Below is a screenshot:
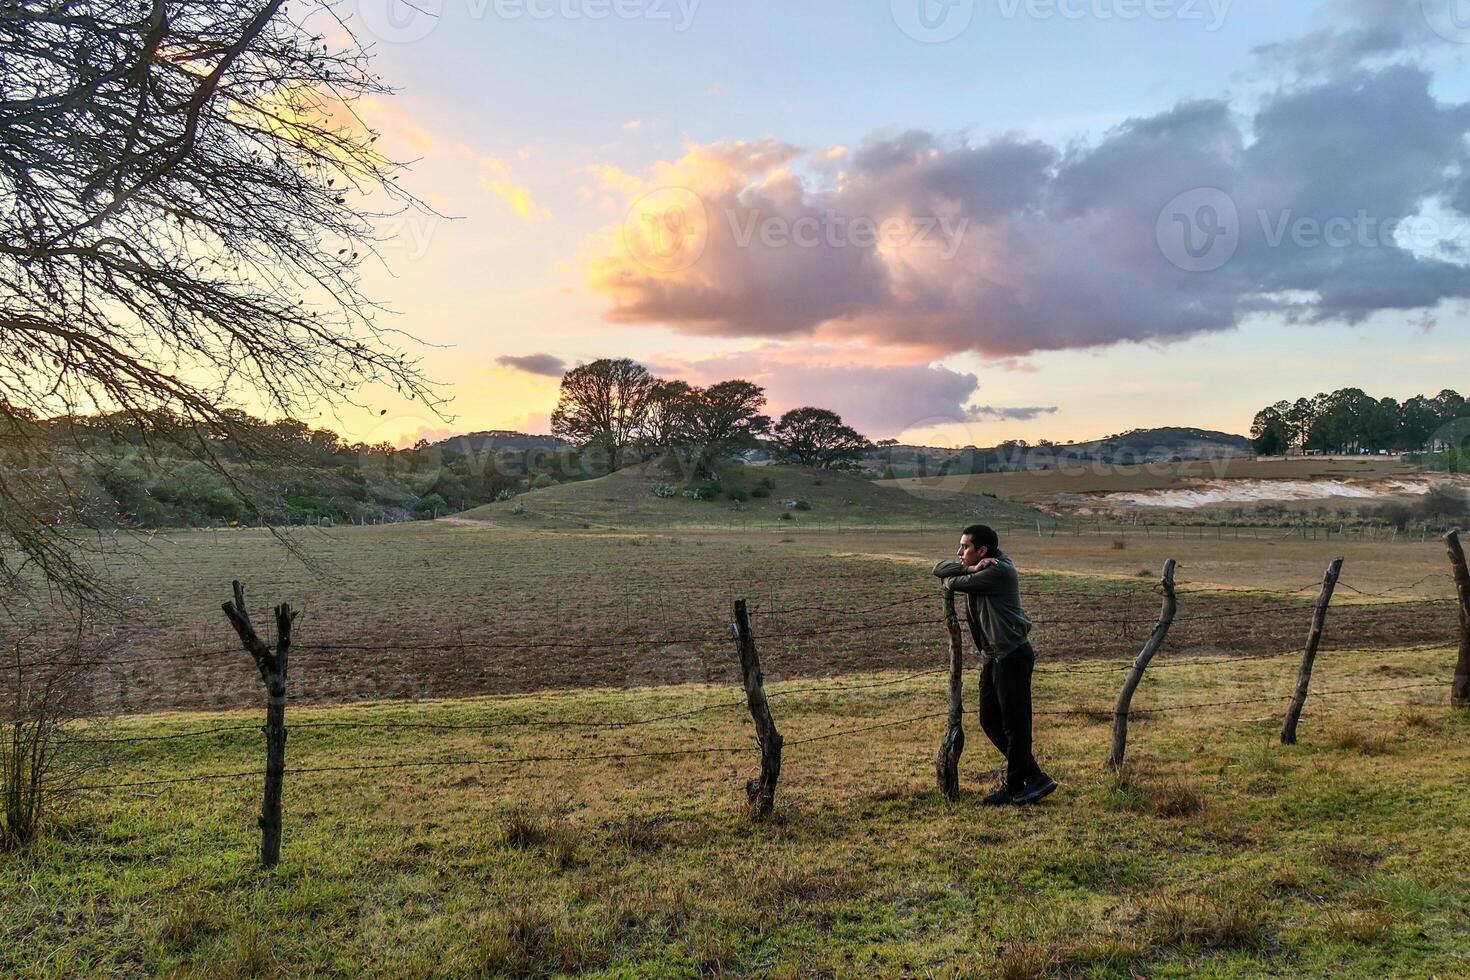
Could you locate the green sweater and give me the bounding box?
[932,551,1034,659]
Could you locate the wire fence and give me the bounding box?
[19,559,1460,809]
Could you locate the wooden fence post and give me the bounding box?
[1447,531,1470,708]
[1281,557,1345,744]
[1108,559,1177,769]
[935,590,965,801]
[733,599,782,818]
[221,580,296,867]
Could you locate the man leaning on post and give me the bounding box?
[933,524,1057,806]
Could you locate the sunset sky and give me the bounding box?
[319,0,1470,449]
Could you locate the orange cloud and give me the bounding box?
[479,156,552,223]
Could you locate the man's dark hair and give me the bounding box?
[961,524,999,553]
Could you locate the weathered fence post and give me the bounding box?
[1447,531,1470,708]
[1281,557,1345,744]
[1108,559,1177,769]
[221,580,296,867]
[733,599,782,818]
[935,590,966,801]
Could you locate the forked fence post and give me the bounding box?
[1108,559,1177,770]
[221,580,297,867]
[733,599,782,818]
[935,590,965,801]
[1281,557,1345,744]
[1446,531,1470,708]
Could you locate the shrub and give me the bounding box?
[693,481,720,501]
[1326,726,1393,755]
[750,487,770,499]
[414,492,448,518]
[531,473,557,489]
[511,502,525,515]
[726,488,749,502]
[792,499,812,511]
[779,512,793,521]
[495,487,517,502]
[757,476,776,489]
[651,483,677,498]
[1139,891,1265,950]
[1424,483,1469,518]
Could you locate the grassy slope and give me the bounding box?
[460,461,1045,530]
[5,642,1467,977]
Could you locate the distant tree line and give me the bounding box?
[7,410,581,528]
[549,359,869,477]
[1250,389,1468,456]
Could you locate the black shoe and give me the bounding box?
[981,785,1016,806]
[1013,772,1058,805]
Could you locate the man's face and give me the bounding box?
[957,534,987,566]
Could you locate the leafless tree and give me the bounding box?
[0,1,442,603]
[1,636,108,849]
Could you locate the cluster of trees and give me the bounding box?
[20,410,562,527]
[1250,389,1468,456]
[549,359,869,476]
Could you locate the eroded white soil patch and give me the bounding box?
[1098,477,1460,509]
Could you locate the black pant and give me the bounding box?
[978,642,1040,791]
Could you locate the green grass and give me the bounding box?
[5,643,1468,977]
[461,460,1045,530]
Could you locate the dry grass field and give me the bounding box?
[4,513,1468,977]
[18,521,1460,714]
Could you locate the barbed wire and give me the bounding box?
[62,667,1451,793]
[1336,572,1455,597]
[8,590,1453,677]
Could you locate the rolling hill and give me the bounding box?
[864,426,1252,478]
[459,458,1045,530]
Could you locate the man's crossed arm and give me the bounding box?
[933,557,1004,594]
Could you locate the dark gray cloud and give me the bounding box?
[965,405,1059,422]
[591,17,1470,358]
[495,353,566,377]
